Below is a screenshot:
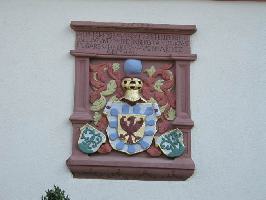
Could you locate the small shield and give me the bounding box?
[155,128,185,158]
[78,124,106,154]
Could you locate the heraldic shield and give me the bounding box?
[104,101,161,155]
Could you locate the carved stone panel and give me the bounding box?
[76,32,190,56]
[67,21,197,180]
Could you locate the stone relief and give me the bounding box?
[78,59,185,158]
[76,32,190,56]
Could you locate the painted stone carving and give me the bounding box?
[68,21,197,180]
[78,59,185,158]
[103,59,161,155]
[89,61,177,136]
[156,129,185,158]
[104,102,160,155]
[78,124,106,154]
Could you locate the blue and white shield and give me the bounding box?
[104,101,161,155]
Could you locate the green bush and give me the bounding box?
[42,185,70,200]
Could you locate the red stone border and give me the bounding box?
[67,21,197,180]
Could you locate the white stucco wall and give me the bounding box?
[0,0,266,199]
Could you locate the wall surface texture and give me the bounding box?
[0,0,266,199]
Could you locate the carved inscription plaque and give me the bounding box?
[76,32,190,56]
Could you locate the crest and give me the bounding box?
[104,101,160,155]
[78,124,106,154]
[77,59,185,158]
[155,128,185,158]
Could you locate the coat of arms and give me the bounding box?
[104,101,160,154]
[78,59,184,157]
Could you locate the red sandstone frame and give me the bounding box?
[66,21,197,180]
